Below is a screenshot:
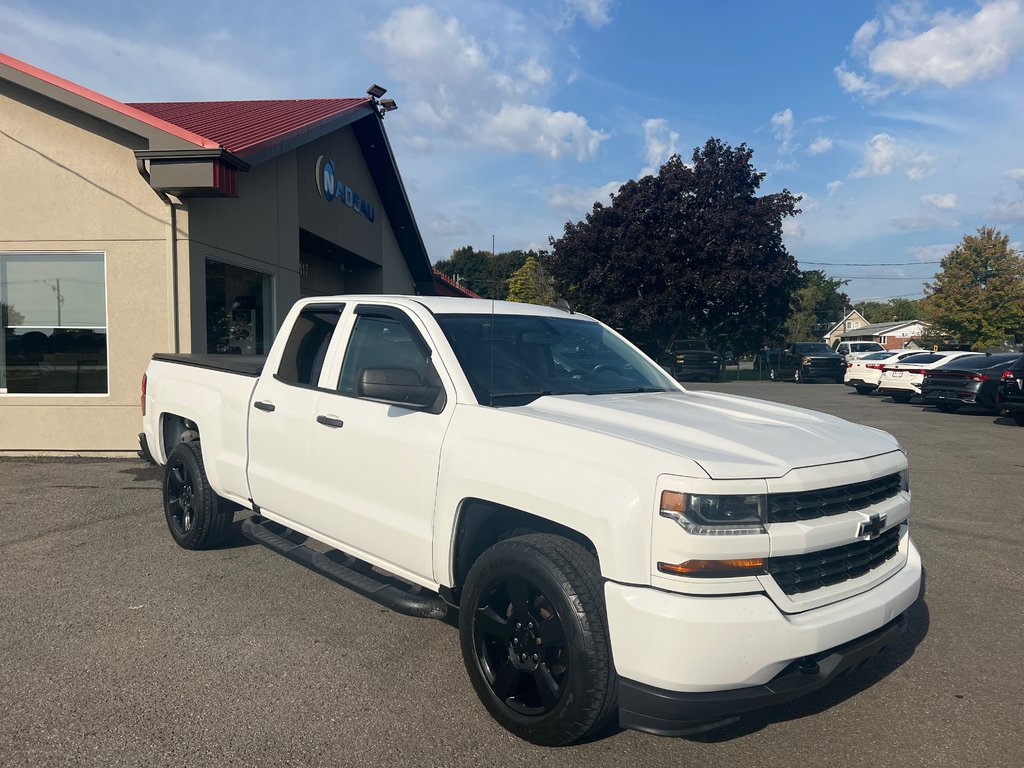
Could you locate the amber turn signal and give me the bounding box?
[660,490,685,513]
[658,558,766,578]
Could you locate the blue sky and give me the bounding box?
[3,0,1024,302]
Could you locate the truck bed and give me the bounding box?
[151,353,266,377]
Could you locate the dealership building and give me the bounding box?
[0,53,451,453]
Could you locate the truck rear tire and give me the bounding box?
[458,534,617,746]
[162,441,232,550]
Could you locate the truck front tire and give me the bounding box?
[458,534,617,746]
[162,441,232,550]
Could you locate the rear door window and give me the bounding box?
[276,304,343,387]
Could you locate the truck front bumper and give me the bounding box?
[605,540,922,735]
[618,614,906,735]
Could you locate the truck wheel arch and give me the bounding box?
[160,412,201,460]
[449,499,600,602]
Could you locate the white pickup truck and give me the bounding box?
[141,295,922,745]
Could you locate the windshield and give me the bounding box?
[935,353,1021,371]
[436,313,676,405]
[672,339,710,351]
[793,343,834,354]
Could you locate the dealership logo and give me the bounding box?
[315,155,375,223]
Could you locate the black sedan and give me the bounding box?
[920,353,1024,413]
[997,355,1024,426]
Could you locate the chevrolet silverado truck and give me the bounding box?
[667,339,721,381]
[141,296,922,746]
[771,342,846,383]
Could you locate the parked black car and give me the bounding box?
[920,353,1023,413]
[771,342,845,383]
[997,355,1024,426]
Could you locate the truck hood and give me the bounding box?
[518,390,899,479]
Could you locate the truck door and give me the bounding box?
[305,304,454,584]
[247,303,346,522]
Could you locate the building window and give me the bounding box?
[205,259,274,355]
[0,252,107,394]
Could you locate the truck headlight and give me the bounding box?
[660,491,767,535]
[899,467,910,492]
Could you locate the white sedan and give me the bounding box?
[876,350,984,403]
[844,350,923,394]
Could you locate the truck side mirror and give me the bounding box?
[357,366,443,410]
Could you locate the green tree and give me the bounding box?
[922,227,1024,349]
[545,139,801,354]
[433,247,532,299]
[786,271,849,341]
[854,298,923,323]
[1,302,25,327]
[506,255,557,305]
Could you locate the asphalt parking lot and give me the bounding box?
[1,382,1021,767]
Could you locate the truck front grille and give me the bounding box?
[768,473,901,523]
[766,525,902,595]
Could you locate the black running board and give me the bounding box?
[241,516,448,620]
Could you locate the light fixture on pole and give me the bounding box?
[366,84,387,99]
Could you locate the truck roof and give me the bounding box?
[297,295,585,319]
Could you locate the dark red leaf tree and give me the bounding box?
[545,139,801,355]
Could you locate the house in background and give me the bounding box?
[820,310,869,347]
[838,320,929,350]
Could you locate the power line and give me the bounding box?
[833,275,933,280]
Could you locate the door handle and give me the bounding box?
[316,415,344,428]
[253,401,276,412]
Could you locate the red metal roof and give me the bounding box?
[432,269,481,299]
[129,99,372,158]
[0,52,218,149]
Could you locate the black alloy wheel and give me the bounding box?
[459,534,616,746]
[471,575,569,717]
[162,441,232,550]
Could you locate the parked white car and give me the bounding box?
[844,350,924,395]
[876,351,983,403]
[834,341,886,362]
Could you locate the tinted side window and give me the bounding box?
[338,314,431,396]
[276,306,343,386]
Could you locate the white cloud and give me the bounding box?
[852,19,881,56]
[770,108,795,154]
[808,137,833,155]
[839,0,1024,96]
[560,0,613,28]
[852,133,934,180]
[545,181,622,216]
[374,6,607,161]
[429,215,465,236]
[827,180,843,197]
[480,105,609,161]
[909,244,954,262]
[1007,168,1024,186]
[783,219,806,241]
[794,192,819,211]
[987,199,1024,222]
[888,214,958,231]
[835,61,889,99]
[920,193,958,210]
[0,5,283,100]
[640,118,679,176]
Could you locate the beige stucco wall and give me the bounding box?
[0,82,179,451]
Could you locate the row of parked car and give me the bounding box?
[842,348,1024,425]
